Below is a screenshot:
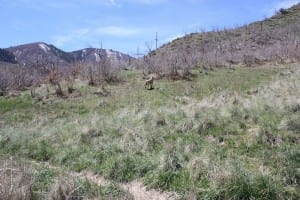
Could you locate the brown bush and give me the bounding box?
[49,179,83,200]
[0,159,34,200]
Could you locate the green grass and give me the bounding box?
[0,63,299,199]
[0,156,133,200]
[0,96,32,113]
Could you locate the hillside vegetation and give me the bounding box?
[1,63,299,199]
[0,49,16,63]
[137,4,300,78]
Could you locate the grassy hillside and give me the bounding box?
[139,3,300,77]
[0,63,299,199]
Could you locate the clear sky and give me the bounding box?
[1,0,299,55]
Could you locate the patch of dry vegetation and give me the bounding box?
[137,3,300,77]
[0,158,34,200]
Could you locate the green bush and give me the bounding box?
[0,96,32,113]
[27,140,55,161]
[103,156,137,182]
[208,168,284,200]
[144,170,190,192]
[287,115,300,133]
[33,166,56,192]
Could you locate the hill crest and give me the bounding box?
[3,42,133,68]
[146,3,300,71]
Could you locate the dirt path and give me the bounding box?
[30,161,179,200]
[81,171,179,200]
[121,180,179,200]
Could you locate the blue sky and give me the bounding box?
[1,0,299,55]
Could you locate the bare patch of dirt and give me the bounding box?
[80,171,109,186]
[122,180,179,200]
[79,172,179,200]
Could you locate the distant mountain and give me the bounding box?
[5,42,133,68]
[0,48,17,63]
[71,48,132,65]
[6,42,73,67]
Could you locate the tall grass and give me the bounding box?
[0,157,133,200]
[0,64,299,199]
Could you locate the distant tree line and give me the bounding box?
[0,50,124,96]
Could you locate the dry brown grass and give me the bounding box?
[0,158,34,200]
[49,179,83,200]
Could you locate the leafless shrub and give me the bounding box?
[243,54,264,67]
[138,54,161,76]
[93,84,110,96]
[65,75,76,94]
[165,52,180,78]
[0,158,34,200]
[279,8,289,15]
[137,44,195,79]
[0,68,13,94]
[67,80,75,94]
[137,6,300,74]
[83,52,120,87]
[0,63,38,95]
[87,66,95,86]
[44,65,65,97]
[66,63,83,94]
[49,178,83,200]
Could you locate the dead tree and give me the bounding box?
[47,64,64,97]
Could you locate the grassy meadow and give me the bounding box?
[0,63,299,199]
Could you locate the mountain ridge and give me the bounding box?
[2,42,133,68]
